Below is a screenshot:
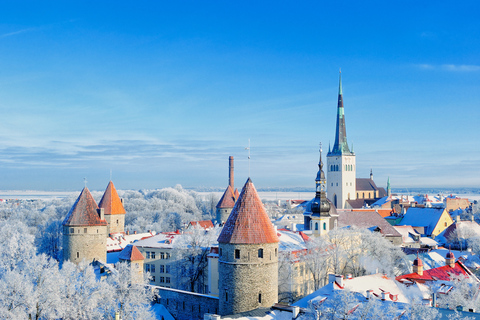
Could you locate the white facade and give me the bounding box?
[327,154,356,209]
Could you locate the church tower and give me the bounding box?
[327,71,356,209]
[62,187,108,264]
[217,178,279,316]
[304,144,338,236]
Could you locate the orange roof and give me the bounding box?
[351,208,393,218]
[216,185,236,208]
[234,188,240,199]
[189,220,214,229]
[118,245,145,261]
[62,187,107,226]
[218,178,279,244]
[98,181,126,215]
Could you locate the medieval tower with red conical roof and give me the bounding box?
[98,180,126,235]
[62,187,108,264]
[217,178,279,315]
[216,156,238,224]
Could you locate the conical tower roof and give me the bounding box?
[218,178,279,244]
[329,70,353,156]
[62,187,107,226]
[118,245,145,261]
[98,181,126,215]
[216,185,236,209]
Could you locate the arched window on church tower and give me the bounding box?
[315,222,318,230]
[323,222,326,230]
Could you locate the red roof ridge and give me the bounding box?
[118,245,145,261]
[218,178,279,244]
[98,181,126,215]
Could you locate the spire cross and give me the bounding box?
[83,177,88,188]
[245,139,251,177]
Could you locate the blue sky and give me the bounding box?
[0,1,479,191]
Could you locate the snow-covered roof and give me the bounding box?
[398,207,447,235]
[132,232,180,249]
[277,230,308,253]
[106,231,156,252]
[294,273,412,308]
[393,226,420,244]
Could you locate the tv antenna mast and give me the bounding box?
[245,139,251,177]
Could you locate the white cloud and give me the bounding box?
[417,63,480,72]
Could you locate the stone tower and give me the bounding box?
[304,144,338,236]
[98,180,126,235]
[216,156,238,224]
[327,71,356,209]
[217,178,279,316]
[62,187,108,264]
[118,244,145,283]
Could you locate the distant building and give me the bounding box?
[396,207,453,238]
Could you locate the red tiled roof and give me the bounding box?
[218,178,279,244]
[234,188,240,199]
[118,245,144,261]
[98,181,126,215]
[189,220,214,229]
[396,261,469,283]
[62,187,107,226]
[216,185,236,209]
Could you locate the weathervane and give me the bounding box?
[83,177,88,188]
[245,139,251,177]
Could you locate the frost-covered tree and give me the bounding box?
[105,262,154,320]
[436,274,480,311]
[172,225,220,293]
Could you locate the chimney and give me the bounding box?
[126,230,130,235]
[328,273,336,284]
[346,274,353,279]
[366,290,374,300]
[335,275,344,288]
[381,291,389,301]
[98,208,105,220]
[229,156,234,190]
[413,254,423,276]
[134,231,137,235]
[432,293,437,307]
[446,249,455,268]
[291,306,300,319]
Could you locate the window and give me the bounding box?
[160,265,165,273]
[84,228,87,233]
[151,264,155,273]
[166,252,170,259]
[323,222,326,230]
[160,252,165,259]
[235,249,240,259]
[259,293,262,303]
[116,219,119,225]
[152,276,155,282]
[160,277,165,283]
[258,248,263,258]
[336,183,338,186]
[146,252,151,259]
[220,248,222,256]
[145,264,150,272]
[166,265,170,273]
[77,252,79,258]
[315,222,318,230]
[275,248,278,257]
[70,228,74,233]
[225,291,228,301]
[166,277,171,284]
[151,252,156,259]
[445,222,448,227]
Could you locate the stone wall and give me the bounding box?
[63,225,107,264]
[105,213,125,235]
[153,286,219,320]
[219,242,278,315]
[216,207,232,225]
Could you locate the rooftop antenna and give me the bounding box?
[245,138,251,177]
[83,177,88,188]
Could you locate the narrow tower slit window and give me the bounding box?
[258,248,263,258]
[235,249,240,259]
[259,293,262,303]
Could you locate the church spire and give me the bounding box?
[329,70,352,155]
